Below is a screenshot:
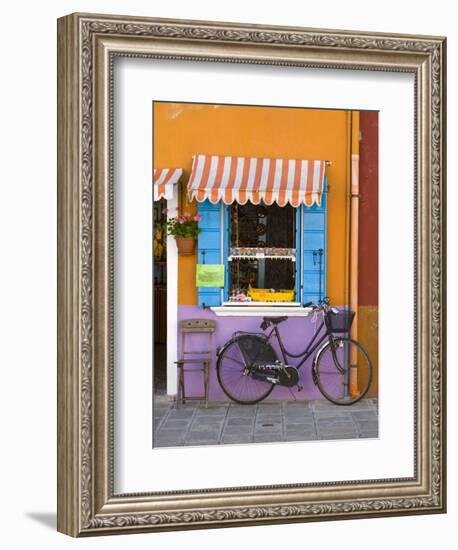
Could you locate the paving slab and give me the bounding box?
[284,409,314,418]
[166,409,195,420]
[317,419,358,431]
[154,440,184,448]
[155,435,187,446]
[256,416,282,424]
[221,435,253,444]
[354,420,379,431]
[226,417,255,427]
[286,435,316,443]
[317,432,358,440]
[351,410,378,420]
[256,403,283,412]
[193,410,225,418]
[284,417,316,426]
[285,423,316,432]
[359,431,379,439]
[285,424,316,433]
[318,432,358,440]
[161,419,192,429]
[316,419,357,429]
[186,439,220,446]
[284,401,312,408]
[312,400,374,411]
[314,411,353,419]
[191,416,225,427]
[223,426,254,435]
[227,407,257,417]
[255,428,282,436]
[254,435,284,443]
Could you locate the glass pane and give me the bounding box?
[229,203,296,300]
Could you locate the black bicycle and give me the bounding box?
[216,300,373,405]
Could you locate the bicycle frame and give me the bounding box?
[264,319,334,370]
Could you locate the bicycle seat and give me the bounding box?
[263,316,288,325]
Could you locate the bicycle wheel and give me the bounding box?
[314,337,373,405]
[216,335,277,404]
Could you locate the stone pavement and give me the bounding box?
[153,397,378,448]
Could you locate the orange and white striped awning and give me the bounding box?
[153,168,183,201]
[187,154,325,207]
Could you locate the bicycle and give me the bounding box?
[216,299,373,406]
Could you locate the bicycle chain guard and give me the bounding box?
[277,365,300,387]
[252,363,300,387]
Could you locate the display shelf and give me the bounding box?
[223,301,301,306]
[228,254,296,261]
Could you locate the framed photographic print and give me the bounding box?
[57,13,446,536]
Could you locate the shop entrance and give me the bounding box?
[153,200,167,394]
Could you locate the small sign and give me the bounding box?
[196,264,225,287]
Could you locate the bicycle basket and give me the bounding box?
[325,309,355,333]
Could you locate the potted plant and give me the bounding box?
[163,209,202,255]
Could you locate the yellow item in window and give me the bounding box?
[248,288,295,302]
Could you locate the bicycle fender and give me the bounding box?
[217,334,278,362]
[216,337,238,358]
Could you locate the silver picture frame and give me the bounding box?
[57,12,446,536]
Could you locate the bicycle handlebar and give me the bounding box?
[302,301,324,310]
[302,300,339,315]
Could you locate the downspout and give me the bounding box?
[344,113,352,308]
[349,111,360,396]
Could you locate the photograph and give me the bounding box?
[153,102,379,447]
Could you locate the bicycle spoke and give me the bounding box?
[222,355,245,368]
[315,338,372,405]
[217,337,276,404]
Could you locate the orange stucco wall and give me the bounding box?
[153,102,353,306]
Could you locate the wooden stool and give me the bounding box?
[175,318,216,408]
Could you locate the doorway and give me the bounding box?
[153,199,167,394]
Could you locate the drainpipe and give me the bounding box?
[344,113,352,309]
[349,111,360,396]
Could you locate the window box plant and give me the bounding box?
[164,209,202,256]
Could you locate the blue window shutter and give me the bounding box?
[223,205,230,301]
[301,177,327,304]
[197,200,223,307]
[295,207,302,302]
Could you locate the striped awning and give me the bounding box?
[187,154,325,207]
[153,168,183,201]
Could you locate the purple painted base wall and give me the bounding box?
[177,306,327,401]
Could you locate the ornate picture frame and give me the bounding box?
[57,13,446,536]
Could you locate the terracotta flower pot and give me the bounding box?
[175,237,196,256]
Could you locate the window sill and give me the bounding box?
[210,303,313,317]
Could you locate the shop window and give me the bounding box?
[228,202,297,298]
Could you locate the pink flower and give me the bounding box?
[194,213,202,222]
[183,212,191,218]
[162,208,168,214]
[178,217,185,224]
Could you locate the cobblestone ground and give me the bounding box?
[153,397,378,447]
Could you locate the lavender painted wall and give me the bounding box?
[177,306,327,401]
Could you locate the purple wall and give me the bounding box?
[177,306,327,401]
